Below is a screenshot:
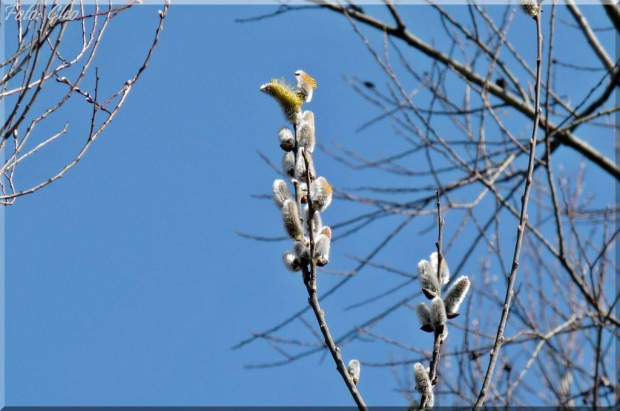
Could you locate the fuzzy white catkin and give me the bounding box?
[413,363,431,394]
[282,251,301,272]
[278,127,295,152]
[347,359,361,384]
[310,176,333,211]
[298,118,315,154]
[314,230,331,266]
[304,206,323,237]
[273,179,293,209]
[416,302,432,328]
[444,275,470,317]
[295,147,315,181]
[282,200,303,241]
[282,151,295,177]
[418,259,440,299]
[430,296,447,329]
[430,252,450,285]
[294,239,310,260]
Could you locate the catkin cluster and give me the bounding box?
[411,252,470,409]
[260,70,332,272]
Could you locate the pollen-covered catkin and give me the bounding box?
[282,199,303,241]
[520,0,540,18]
[273,179,293,209]
[260,78,303,124]
[295,70,317,103]
[310,176,333,211]
[444,275,470,318]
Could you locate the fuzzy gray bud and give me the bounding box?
[278,127,295,151]
[347,359,361,385]
[295,147,316,181]
[416,302,433,333]
[430,252,450,285]
[314,227,332,266]
[444,275,470,319]
[304,206,323,237]
[294,239,310,261]
[282,152,295,177]
[418,259,440,299]
[282,200,303,241]
[430,296,447,330]
[310,176,333,211]
[282,251,301,272]
[298,115,315,154]
[273,179,293,209]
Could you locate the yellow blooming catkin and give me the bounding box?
[260,78,304,124]
[295,70,317,102]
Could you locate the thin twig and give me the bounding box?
[474,12,544,408]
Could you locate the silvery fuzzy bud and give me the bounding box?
[293,180,308,203]
[439,323,449,343]
[295,147,316,181]
[418,259,440,299]
[282,152,295,177]
[282,200,303,241]
[430,296,447,330]
[520,0,540,18]
[298,115,315,154]
[304,206,323,237]
[282,251,301,272]
[347,359,361,385]
[294,239,311,261]
[444,275,470,319]
[273,179,293,209]
[414,363,432,394]
[430,252,450,285]
[315,227,332,266]
[310,176,333,211]
[278,127,295,152]
[416,302,433,333]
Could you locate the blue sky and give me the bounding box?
[2,2,616,407]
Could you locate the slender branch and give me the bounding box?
[301,138,367,410]
[474,12,544,408]
[419,190,445,409]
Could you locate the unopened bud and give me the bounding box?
[418,259,440,299]
[444,276,470,318]
[310,176,333,211]
[273,179,293,209]
[278,127,295,151]
[282,200,303,241]
[347,359,361,385]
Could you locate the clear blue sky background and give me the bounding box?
[2,2,615,407]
